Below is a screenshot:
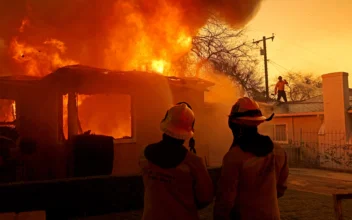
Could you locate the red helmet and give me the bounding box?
[229,97,274,126]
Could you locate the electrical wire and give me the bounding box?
[268,60,291,72]
[268,61,285,74]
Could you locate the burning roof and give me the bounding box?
[43,65,215,94]
[0,65,215,97]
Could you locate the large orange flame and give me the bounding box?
[2,0,263,138]
[10,37,78,76]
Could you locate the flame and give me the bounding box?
[104,1,193,74]
[12,101,16,120]
[151,60,169,74]
[3,0,263,139]
[19,18,30,33]
[10,37,77,76]
[0,99,16,123]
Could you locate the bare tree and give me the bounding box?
[281,72,322,101]
[190,16,264,98]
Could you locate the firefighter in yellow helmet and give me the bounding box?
[139,102,214,220]
[213,97,289,220]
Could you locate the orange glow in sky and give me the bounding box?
[246,0,352,86]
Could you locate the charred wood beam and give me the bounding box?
[67,93,79,139]
[0,121,15,126]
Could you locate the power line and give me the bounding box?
[252,33,275,101]
[247,28,336,62]
[279,37,336,62]
[268,61,284,74]
[268,60,291,72]
[269,46,331,71]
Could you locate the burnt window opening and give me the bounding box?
[0,99,16,127]
[62,93,133,141]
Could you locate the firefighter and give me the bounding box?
[213,97,289,220]
[275,76,288,102]
[139,102,214,220]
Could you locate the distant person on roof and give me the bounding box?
[139,102,214,220]
[213,97,289,220]
[275,76,288,102]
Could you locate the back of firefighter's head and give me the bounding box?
[278,76,282,81]
[228,97,268,135]
[160,103,195,140]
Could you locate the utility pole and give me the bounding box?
[253,33,275,101]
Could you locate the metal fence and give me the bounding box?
[276,129,352,173]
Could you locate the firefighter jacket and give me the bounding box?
[213,134,289,220]
[139,135,214,220]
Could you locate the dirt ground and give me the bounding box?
[79,189,352,220]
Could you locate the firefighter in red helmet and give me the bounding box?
[214,97,289,220]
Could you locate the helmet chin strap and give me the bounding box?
[189,137,196,154]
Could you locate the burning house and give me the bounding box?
[0,65,223,180]
[0,0,264,183]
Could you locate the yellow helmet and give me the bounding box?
[160,103,195,140]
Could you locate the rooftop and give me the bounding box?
[259,93,352,115]
[0,65,215,96]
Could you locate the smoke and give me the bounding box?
[203,73,241,165]
[0,0,263,75]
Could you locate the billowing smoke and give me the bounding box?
[0,0,263,76]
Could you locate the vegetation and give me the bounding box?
[279,72,322,102]
[173,16,266,99]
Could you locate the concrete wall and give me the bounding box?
[320,72,352,170]
[322,72,351,135]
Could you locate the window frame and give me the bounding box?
[273,123,288,144]
[113,94,136,144]
[62,93,137,144]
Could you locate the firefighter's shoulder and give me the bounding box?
[184,151,206,166]
[223,146,245,164]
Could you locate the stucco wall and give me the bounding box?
[259,115,322,143]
